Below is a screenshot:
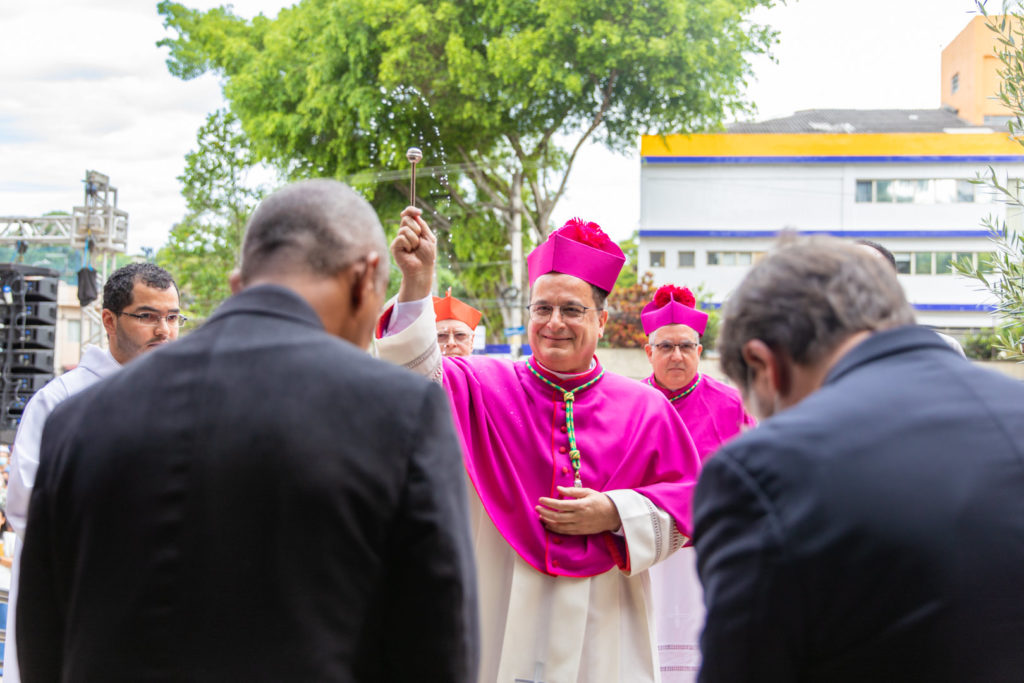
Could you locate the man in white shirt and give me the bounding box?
[3,263,181,683]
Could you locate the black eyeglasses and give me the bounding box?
[118,311,188,328]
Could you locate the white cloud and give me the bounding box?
[0,0,992,255]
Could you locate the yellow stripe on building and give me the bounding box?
[641,133,1024,158]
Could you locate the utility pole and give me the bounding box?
[509,172,524,357]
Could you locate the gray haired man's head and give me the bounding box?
[234,179,390,347]
[239,179,388,289]
[718,236,915,395]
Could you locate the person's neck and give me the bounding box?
[535,357,596,380]
[245,276,356,340]
[783,331,871,409]
[652,372,699,393]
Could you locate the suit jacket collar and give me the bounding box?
[825,325,954,386]
[208,284,325,331]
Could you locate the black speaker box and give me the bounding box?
[1,325,56,350]
[0,302,58,326]
[9,350,54,373]
[7,374,53,394]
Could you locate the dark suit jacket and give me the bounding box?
[18,285,479,683]
[694,326,1024,682]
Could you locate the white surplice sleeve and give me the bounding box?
[375,296,443,383]
[8,385,67,538]
[605,489,688,576]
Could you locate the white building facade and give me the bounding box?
[638,110,1024,332]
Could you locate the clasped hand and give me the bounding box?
[536,486,621,536]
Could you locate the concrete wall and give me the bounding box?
[941,16,1013,125]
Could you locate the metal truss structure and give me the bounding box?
[0,170,128,351]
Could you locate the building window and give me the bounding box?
[855,179,987,204]
[875,180,894,203]
[855,180,873,202]
[67,319,81,343]
[978,252,997,273]
[649,251,665,268]
[708,251,756,266]
[885,251,993,275]
[956,179,975,202]
[914,252,933,275]
[952,72,960,94]
[894,253,912,274]
[677,251,695,267]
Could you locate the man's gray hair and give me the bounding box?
[239,179,388,287]
[718,236,915,391]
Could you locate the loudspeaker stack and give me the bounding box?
[0,264,59,433]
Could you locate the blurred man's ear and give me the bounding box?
[349,253,382,311]
[229,269,243,295]
[740,339,791,420]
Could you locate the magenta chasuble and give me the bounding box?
[442,355,701,578]
[643,373,754,462]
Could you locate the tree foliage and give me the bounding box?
[157,0,775,335]
[156,109,267,320]
[961,328,1003,360]
[954,2,1024,358]
[604,270,658,347]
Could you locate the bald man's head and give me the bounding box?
[240,179,388,288]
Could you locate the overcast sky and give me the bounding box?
[0,0,987,252]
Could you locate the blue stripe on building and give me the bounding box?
[638,229,995,238]
[704,302,995,312]
[480,344,532,355]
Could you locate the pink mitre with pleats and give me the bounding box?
[527,218,625,292]
[641,285,708,336]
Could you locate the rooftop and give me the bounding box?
[726,108,992,134]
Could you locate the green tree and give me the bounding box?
[157,0,775,333]
[954,3,1024,358]
[615,231,639,290]
[157,109,267,321]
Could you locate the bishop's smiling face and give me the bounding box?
[527,273,608,374]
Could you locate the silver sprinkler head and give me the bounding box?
[407,147,423,206]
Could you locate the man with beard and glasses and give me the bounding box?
[4,263,181,683]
